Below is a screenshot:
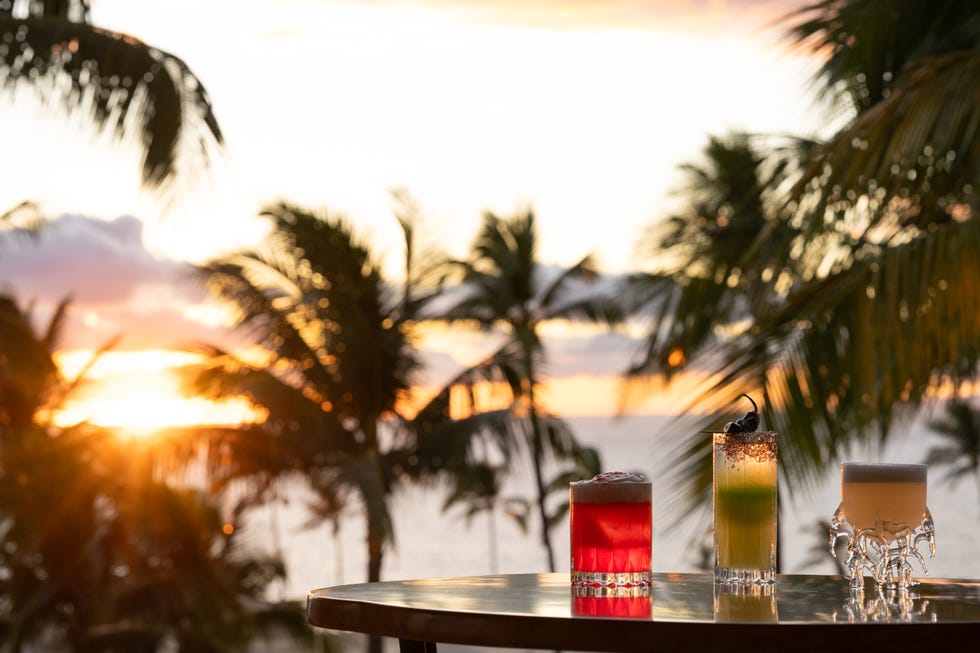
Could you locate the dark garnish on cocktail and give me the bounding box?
[724,394,760,433]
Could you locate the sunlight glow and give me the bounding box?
[52,350,265,438]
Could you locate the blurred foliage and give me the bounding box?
[0,295,311,652]
[0,0,222,191]
[924,400,980,504]
[627,0,980,523]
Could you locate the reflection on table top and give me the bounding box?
[306,572,980,652]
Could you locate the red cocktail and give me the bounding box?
[572,585,652,618]
[570,472,652,588]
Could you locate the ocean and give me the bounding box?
[244,413,980,651]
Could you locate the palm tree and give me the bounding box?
[0,294,310,652]
[626,0,980,520]
[625,133,816,512]
[437,209,618,571]
[0,0,222,190]
[924,400,980,512]
[181,201,526,653]
[183,203,416,587]
[181,202,520,578]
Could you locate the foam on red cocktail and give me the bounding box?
[570,472,652,579]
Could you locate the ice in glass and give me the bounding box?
[569,471,652,588]
[712,431,778,584]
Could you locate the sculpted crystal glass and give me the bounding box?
[829,463,936,591]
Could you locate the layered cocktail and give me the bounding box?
[713,431,778,584]
[570,472,652,588]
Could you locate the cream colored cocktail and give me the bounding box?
[841,463,927,539]
[830,462,936,590]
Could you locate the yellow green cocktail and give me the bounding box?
[713,431,777,584]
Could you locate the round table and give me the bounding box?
[306,572,980,652]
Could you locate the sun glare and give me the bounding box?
[52,350,265,438]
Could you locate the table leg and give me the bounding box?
[398,639,437,653]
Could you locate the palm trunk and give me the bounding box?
[488,500,499,574]
[975,470,980,518]
[363,418,386,653]
[269,496,285,601]
[523,339,556,572]
[366,515,385,653]
[528,402,555,572]
[367,522,384,582]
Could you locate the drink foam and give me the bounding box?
[570,471,651,503]
[841,462,927,483]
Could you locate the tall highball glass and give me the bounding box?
[713,431,778,585]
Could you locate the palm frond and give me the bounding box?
[0,201,42,244]
[793,51,980,235]
[0,15,222,189]
[782,0,980,112]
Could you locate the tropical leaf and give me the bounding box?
[0,6,222,189]
[924,400,980,490]
[630,3,980,528]
[783,0,980,112]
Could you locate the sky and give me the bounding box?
[0,0,828,424]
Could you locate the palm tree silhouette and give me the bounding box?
[627,0,979,518]
[183,201,530,653]
[626,133,813,513]
[185,203,427,585]
[438,210,619,571]
[633,0,980,510]
[0,0,222,190]
[0,295,309,652]
[184,203,524,564]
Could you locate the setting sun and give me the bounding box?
[51,349,265,437]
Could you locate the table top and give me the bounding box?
[306,572,980,652]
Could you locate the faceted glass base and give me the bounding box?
[570,570,652,589]
[714,566,776,585]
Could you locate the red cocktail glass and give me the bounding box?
[570,472,652,588]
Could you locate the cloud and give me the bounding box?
[0,214,235,351]
[0,214,653,384]
[0,215,184,303]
